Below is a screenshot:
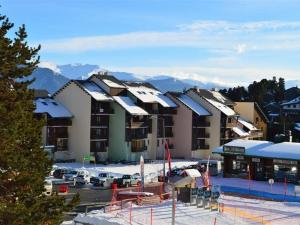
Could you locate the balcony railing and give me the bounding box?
[192,144,210,150]
[126,128,148,141]
[131,146,147,152]
[165,131,174,138]
[193,121,210,127]
[158,108,177,115]
[91,107,114,114]
[196,133,210,138]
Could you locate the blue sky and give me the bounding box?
[3,0,300,85]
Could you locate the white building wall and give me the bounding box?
[186,90,222,159]
[54,82,91,162]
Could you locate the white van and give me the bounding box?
[198,160,222,176]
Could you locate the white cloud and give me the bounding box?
[38,61,61,74]
[107,65,300,87]
[38,20,300,53]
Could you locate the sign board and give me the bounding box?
[223,146,245,154]
[191,188,198,196]
[211,191,220,199]
[197,188,204,197]
[268,179,274,185]
[83,155,91,161]
[236,155,245,160]
[273,159,297,165]
[252,158,260,163]
[203,190,211,198]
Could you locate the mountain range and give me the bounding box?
[31,63,300,95]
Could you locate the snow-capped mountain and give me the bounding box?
[32,62,300,94]
[28,67,69,94]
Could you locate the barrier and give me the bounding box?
[221,186,300,202]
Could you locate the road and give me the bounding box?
[53,181,163,220]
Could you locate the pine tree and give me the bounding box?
[0,13,78,225]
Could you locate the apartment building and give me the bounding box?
[34,94,73,160]
[166,92,212,159]
[52,80,114,162]
[90,74,178,161]
[36,74,264,163]
[234,102,268,140]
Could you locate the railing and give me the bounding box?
[192,144,210,150]
[126,128,148,141]
[193,121,210,127]
[91,107,114,114]
[131,146,147,152]
[196,133,210,138]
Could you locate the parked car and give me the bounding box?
[63,170,78,181]
[74,170,90,185]
[44,179,53,196]
[116,174,141,188]
[53,168,72,179]
[91,172,115,187]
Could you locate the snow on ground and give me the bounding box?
[55,160,197,181]
[62,194,300,225]
[62,199,239,225]
[211,177,296,196]
[220,194,300,225]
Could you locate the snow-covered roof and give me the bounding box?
[213,140,300,161]
[252,142,300,161]
[127,86,177,108]
[79,81,113,101]
[295,123,300,131]
[205,98,236,116]
[183,169,201,178]
[281,96,300,106]
[238,118,258,131]
[156,94,177,108]
[211,91,229,104]
[232,126,249,137]
[34,98,72,118]
[113,96,149,115]
[177,94,211,116]
[102,79,125,88]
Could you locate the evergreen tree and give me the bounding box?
[0,13,78,225]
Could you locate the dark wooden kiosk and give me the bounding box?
[213,140,300,183]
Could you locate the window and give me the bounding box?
[90,140,108,152]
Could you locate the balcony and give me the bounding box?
[165,131,174,138]
[126,128,148,141]
[131,146,147,152]
[91,107,114,115]
[158,108,177,115]
[90,128,109,140]
[192,144,210,150]
[91,115,109,127]
[193,121,210,127]
[250,130,264,138]
[196,133,210,139]
[56,138,68,151]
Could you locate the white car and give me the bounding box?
[97,172,115,188]
[74,170,90,185]
[44,179,53,195]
